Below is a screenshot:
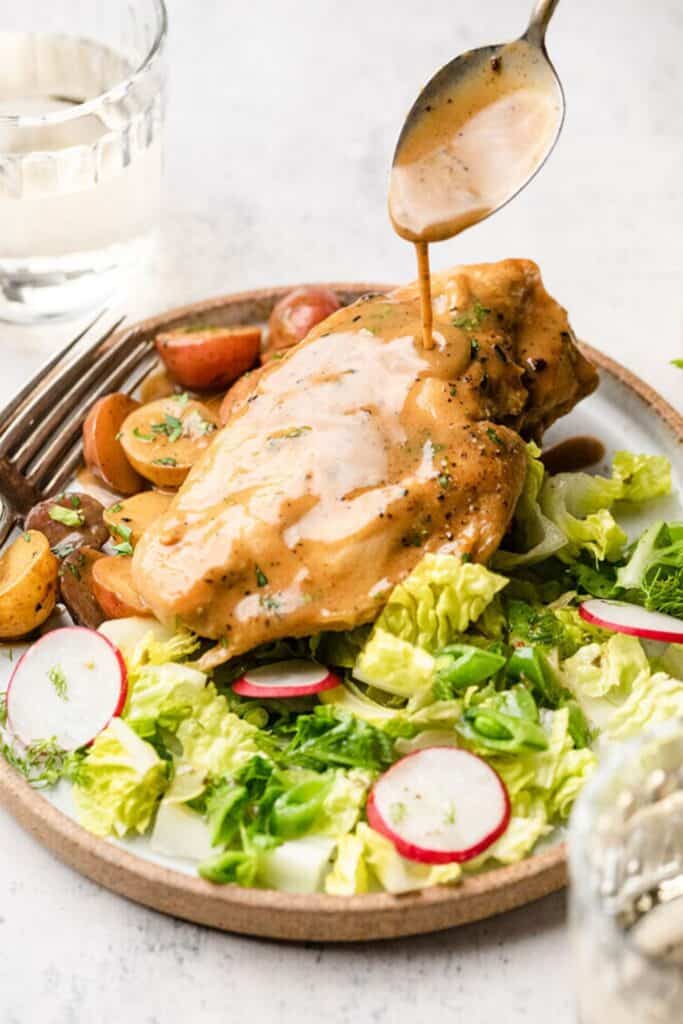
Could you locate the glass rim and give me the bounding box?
[0,0,167,128]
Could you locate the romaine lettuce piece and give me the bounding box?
[324,833,369,895]
[493,443,567,570]
[353,555,507,696]
[124,662,207,738]
[611,451,672,503]
[352,823,462,894]
[465,796,549,868]
[176,685,260,779]
[539,472,626,563]
[150,768,213,861]
[72,717,168,838]
[605,672,683,741]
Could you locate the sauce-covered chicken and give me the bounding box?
[133,259,597,660]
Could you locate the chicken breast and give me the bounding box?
[133,259,597,658]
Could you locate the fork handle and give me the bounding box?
[525,0,561,45]
[0,457,40,546]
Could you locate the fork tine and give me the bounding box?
[11,324,146,472]
[27,347,158,490]
[40,353,159,498]
[0,309,105,428]
[0,314,126,457]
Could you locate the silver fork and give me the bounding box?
[0,312,158,547]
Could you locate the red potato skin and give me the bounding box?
[266,287,341,358]
[82,394,144,496]
[155,327,261,390]
[365,748,512,865]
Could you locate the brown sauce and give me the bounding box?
[415,241,434,348]
[389,39,562,348]
[541,435,606,475]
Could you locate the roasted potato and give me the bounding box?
[265,287,340,359]
[25,492,108,557]
[119,395,219,487]
[83,393,144,496]
[91,555,151,619]
[59,546,106,629]
[104,491,174,547]
[155,326,261,390]
[0,531,59,639]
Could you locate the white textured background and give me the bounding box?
[0,0,681,1021]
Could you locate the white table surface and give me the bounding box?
[0,1,681,1021]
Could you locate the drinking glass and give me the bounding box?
[569,722,683,1024]
[0,1,167,322]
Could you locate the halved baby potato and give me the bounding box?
[83,393,145,496]
[59,546,106,629]
[104,491,174,547]
[155,326,261,390]
[119,395,219,487]
[91,555,151,619]
[0,531,59,639]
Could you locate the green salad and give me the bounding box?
[2,446,682,895]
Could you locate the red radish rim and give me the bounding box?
[579,600,683,645]
[366,747,511,865]
[232,664,339,699]
[6,626,128,748]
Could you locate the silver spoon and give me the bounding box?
[389,0,565,245]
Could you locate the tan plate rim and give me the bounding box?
[0,283,681,943]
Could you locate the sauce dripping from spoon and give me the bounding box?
[389,2,564,348]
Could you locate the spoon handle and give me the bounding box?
[525,0,561,45]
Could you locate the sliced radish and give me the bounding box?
[7,627,127,750]
[232,659,339,698]
[580,599,683,645]
[366,747,511,864]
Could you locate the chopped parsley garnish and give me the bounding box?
[110,503,123,513]
[461,552,472,564]
[47,665,68,701]
[110,522,133,556]
[22,533,31,543]
[449,385,457,397]
[0,735,80,789]
[469,338,479,359]
[437,473,451,490]
[112,541,134,557]
[133,427,154,442]
[255,566,268,587]
[453,300,490,331]
[69,494,81,508]
[48,504,85,528]
[486,427,505,448]
[110,523,132,542]
[64,554,84,580]
[259,594,281,612]
[150,414,184,443]
[152,457,177,466]
[173,392,190,406]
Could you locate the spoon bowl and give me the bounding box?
[389,0,565,244]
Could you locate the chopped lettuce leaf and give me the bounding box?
[606,672,683,741]
[493,443,567,569]
[562,634,650,701]
[320,681,405,725]
[466,796,549,869]
[354,823,461,894]
[611,451,672,503]
[72,718,168,838]
[354,555,507,696]
[176,685,260,779]
[539,472,626,563]
[150,769,213,861]
[259,836,336,893]
[124,662,207,738]
[354,629,435,696]
[325,833,369,895]
[314,769,371,837]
